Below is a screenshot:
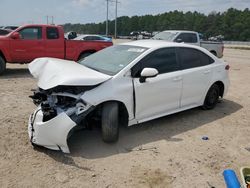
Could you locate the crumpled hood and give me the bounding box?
[29,57,111,90]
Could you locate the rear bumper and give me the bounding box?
[28,106,77,153]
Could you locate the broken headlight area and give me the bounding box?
[29,85,96,106]
[29,87,93,123]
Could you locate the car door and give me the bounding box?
[45,27,64,59]
[177,47,214,108]
[10,27,45,62]
[132,47,182,122]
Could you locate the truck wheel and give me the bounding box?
[202,84,220,110]
[101,102,119,143]
[78,52,93,62]
[0,56,6,75]
[210,51,217,57]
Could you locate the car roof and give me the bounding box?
[78,34,102,37]
[161,30,197,34]
[120,39,198,49]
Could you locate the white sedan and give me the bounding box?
[28,40,230,153]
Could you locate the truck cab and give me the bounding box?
[0,24,113,75]
[152,30,224,58]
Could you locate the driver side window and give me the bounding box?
[19,27,42,40]
[132,47,179,77]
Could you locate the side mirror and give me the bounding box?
[176,38,183,43]
[11,32,21,40]
[139,68,158,83]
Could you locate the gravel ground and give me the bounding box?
[0,48,250,188]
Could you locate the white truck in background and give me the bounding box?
[152,30,224,58]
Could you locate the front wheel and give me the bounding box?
[0,56,6,75]
[202,84,220,110]
[101,102,119,143]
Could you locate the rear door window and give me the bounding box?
[175,33,198,43]
[46,27,59,39]
[199,51,215,66]
[177,47,213,69]
[84,36,92,41]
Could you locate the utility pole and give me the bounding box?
[106,0,109,36]
[46,16,55,25]
[115,0,117,39]
[106,0,120,37]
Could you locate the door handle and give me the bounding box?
[203,70,211,74]
[173,76,182,81]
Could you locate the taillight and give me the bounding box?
[225,65,230,70]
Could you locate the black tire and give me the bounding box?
[210,51,217,57]
[202,84,220,110]
[101,102,119,143]
[77,52,93,62]
[0,56,6,75]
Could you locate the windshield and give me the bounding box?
[79,45,148,75]
[152,31,178,41]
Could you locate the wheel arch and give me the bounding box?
[207,81,224,98]
[213,81,225,97]
[210,50,217,57]
[77,50,96,61]
[91,100,129,127]
[0,50,6,62]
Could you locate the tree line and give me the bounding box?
[63,8,250,41]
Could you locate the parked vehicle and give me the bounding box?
[130,31,152,40]
[64,31,77,40]
[152,30,224,58]
[0,24,113,74]
[74,34,112,42]
[28,40,230,153]
[2,26,19,30]
[0,29,11,36]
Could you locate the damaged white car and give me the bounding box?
[28,40,229,153]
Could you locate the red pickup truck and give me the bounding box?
[0,24,113,74]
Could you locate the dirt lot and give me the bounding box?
[0,48,250,188]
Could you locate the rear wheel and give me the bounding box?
[202,84,220,110]
[101,102,119,143]
[210,51,217,57]
[0,56,6,75]
[77,52,93,62]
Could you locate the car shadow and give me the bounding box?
[41,99,242,164]
[0,68,31,79]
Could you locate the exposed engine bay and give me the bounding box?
[29,85,96,124]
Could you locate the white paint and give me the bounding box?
[29,57,111,90]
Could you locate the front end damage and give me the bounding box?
[28,86,94,153]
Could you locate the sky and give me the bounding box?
[0,0,249,26]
